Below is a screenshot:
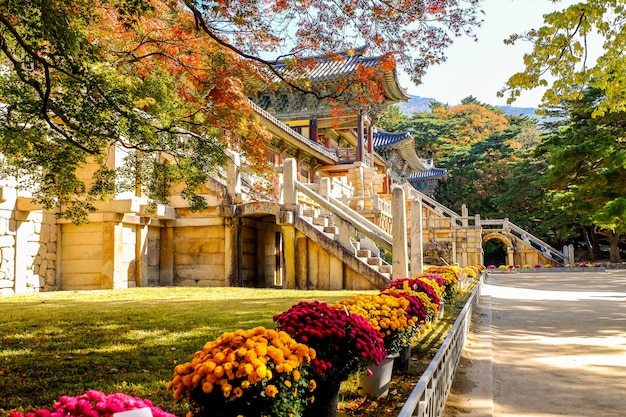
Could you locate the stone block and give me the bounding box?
[46,269,56,285]
[0,217,8,235]
[1,288,15,296]
[46,251,57,261]
[40,224,51,243]
[49,225,58,242]
[61,273,102,289]
[39,259,48,274]
[175,265,225,282]
[62,245,103,260]
[62,260,103,274]
[174,252,224,266]
[0,235,15,248]
[28,242,42,257]
[174,239,225,254]
[0,279,13,288]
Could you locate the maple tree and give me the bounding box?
[0,0,482,221]
[499,0,626,116]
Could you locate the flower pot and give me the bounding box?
[304,379,341,417]
[357,354,397,398]
[394,345,411,373]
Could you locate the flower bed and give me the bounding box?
[7,264,485,417]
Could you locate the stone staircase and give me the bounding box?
[300,206,392,280]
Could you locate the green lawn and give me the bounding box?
[0,287,372,416]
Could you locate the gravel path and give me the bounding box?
[443,271,626,417]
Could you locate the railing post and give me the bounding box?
[283,158,297,207]
[392,186,409,279]
[319,176,330,199]
[461,204,468,227]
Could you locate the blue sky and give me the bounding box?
[403,0,580,108]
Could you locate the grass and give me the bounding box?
[0,287,370,416]
[0,285,473,417]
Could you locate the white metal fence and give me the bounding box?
[397,275,484,417]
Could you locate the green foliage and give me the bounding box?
[538,86,626,260]
[380,99,573,248]
[499,0,626,116]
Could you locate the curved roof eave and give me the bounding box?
[382,69,411,102]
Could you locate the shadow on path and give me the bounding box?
[443,271,626,417]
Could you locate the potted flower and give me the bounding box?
[9,390,175,417]
[424,267,460,300]
[167,327,315,417]
[274,301,386,417]
[384,276,441,320]
[335,293,419,397]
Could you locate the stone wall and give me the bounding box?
[0,179,58,295]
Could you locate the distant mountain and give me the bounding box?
[397,95,543,119]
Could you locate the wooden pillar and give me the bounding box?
[367,126,374,165]
[410,198,423,276]
[356,113,364,162]
[310,117,318,143]
[392,186,409,278]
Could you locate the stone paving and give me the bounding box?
[443,271,626,417]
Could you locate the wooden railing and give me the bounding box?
[397,275,483,417]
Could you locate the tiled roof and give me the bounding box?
[407,168,448,182]
[373,130,412,150]
[274,47,377,82]
[273,47,410,102]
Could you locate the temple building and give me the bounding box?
[0,48,566,296]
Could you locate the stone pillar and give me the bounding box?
[224,217,240,286]
[283,158,297,207]
[507,247,515,266]
[277,211,296,289]
[392,186,409,279]
[102,216,124,289]
[159,225,174,286]
[13,218,27,294]
[295,231,308,289]
[461,204,469,227]
[227,152,242,204]
[410,198,423,276]
[136,222,149,287]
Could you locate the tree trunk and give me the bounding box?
[608,230,621,263]
[582,225,601,259]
